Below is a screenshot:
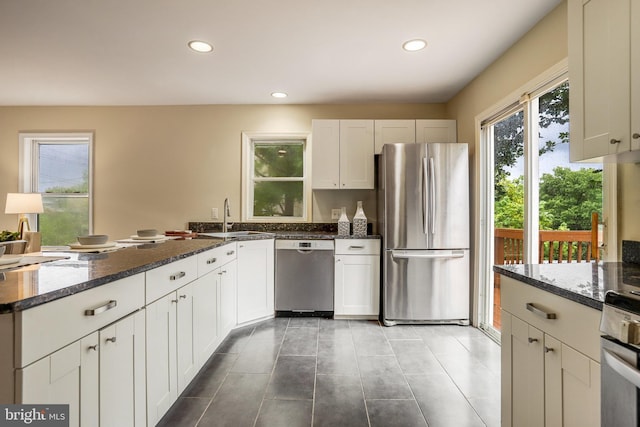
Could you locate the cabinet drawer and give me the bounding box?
[15,273,145,368]
[146,256,198,304]
[197,243,237,277]
[501,276,601,361]
[334,239,380,255]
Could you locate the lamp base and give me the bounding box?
[17,216,31,240]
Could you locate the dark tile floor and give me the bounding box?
[157,317,500,427]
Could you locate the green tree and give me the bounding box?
[253,143,303,216]
[494,82,569,198]
[539,166,602,230]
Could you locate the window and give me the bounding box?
[477,66,616,340]
[19,133,93,246]
[241,132,311,222]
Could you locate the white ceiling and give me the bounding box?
[0,0,562,106]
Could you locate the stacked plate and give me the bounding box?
[0,245,22,266]
[69,234,117,250]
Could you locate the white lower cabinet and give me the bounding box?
[146,282,196,426]
[334,239,380,317]
[218,259,237,338]
[237,239,274,324]
[500,275,601,427]
[17,310,146,427]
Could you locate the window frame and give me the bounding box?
[241,131,312,222]
[19,132,94,244]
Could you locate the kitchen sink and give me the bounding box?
[198,231,274,239]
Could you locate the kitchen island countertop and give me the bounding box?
[494,262,640,311]
[0,238,231,314]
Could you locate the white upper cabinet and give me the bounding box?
[373,119,457,154]
[569,0,640,161]
[374,120,416,153]
[312,119,375,189]
[415,119,457,144]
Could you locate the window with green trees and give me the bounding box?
[242,133,310,221]
[493,81,602,234]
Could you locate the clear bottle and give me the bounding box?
[352,201,367,237]
[337,207,350,236]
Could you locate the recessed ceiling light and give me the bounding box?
[188,40,213,53]
[402,39,427,52]
[271,92,288,98]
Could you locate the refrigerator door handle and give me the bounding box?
[391,250,465,260]
[429,157,436,235]
[422,157,428,234]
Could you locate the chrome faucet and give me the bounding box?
[223,198,233,233]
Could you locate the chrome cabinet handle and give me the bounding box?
[206,257,217,265]
[88,344,99,351]
[179,294,187,299]
[526,303,556,319]
[610,138,622,145]
[544,346,554,353]
[105,337,117,343]
[349,245,365,250]
[170,271,186,281]
[633,133,640,139]
[528,337,538,343]
[85,300,117,316]
[226,250,235,256]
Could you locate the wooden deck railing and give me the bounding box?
[494,226,599,266]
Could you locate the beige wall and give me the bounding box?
[0,104,445,238]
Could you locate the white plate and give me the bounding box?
[68,242,117,249]
[0,255,22,266]
[130,235,166,240]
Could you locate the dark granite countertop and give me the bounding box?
[0,238,232,314]
[494,262,640,311]
[0,231,380,314]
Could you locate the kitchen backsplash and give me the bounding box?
[188,222,374,234]
[622,240,640,264]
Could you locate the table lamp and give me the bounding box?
[4,193,44,239]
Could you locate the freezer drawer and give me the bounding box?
[383,249,469,325]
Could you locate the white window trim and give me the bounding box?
[241,131,312,222]
[474,58,617,336]
[18,132,94,235]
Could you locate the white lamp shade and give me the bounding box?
[5,193,44,214]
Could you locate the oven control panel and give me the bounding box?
[601,291,640,347]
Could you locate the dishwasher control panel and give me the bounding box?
[275,239,334,250]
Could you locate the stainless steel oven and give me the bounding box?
[600,290,640,426]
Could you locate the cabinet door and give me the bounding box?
[176,283,196,394]
[547,342,600,427]
[339,120,375,189]
[237,240,275,324]
[334,255,380,316]
[146,293,177,426]
[415,119,457,143]
[218,260,238,338]
[312,119,340,189]
[569,0,630,160]
[16,334,99,427]
[507,314,544,427]
[193,273,219,367]
[374,120,416,153]
[100,310,146,427]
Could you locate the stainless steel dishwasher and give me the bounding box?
[275,239,334,317]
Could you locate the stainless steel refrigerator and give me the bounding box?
[378,142,470,326]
